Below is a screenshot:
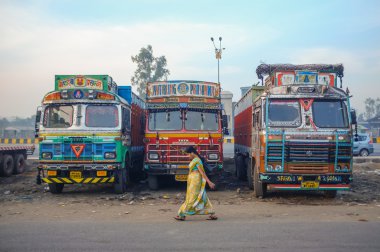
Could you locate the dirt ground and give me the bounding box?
[0,159,379,222]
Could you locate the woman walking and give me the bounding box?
[174,146,218,221]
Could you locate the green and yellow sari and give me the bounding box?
[178,157,215,217]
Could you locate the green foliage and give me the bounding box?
[364,97,380,120]
[131,45,170,98]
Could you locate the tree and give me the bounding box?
[364,98,375,119]
[131,45,170,98]
[364,97,380,120]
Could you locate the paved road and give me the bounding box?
[0,220,379,251]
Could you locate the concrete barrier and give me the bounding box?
[0,138,39,144]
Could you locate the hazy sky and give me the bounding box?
[1,0,379,118]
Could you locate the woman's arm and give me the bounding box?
[197,163,215,189]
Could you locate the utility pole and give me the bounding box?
[210,37,225,84]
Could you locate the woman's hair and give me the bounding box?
[185,146,199,156]
[185,146,207,167]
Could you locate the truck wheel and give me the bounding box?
[236,156,247,181]
[49,183,64,194]
[148,175,159,190]
[114,169,126,194]
[253,163,266,198]
[0,154,14,177]
[246,158,254,190]
[14,154,26,174]
[324,190,337,198]
[359,149,369,157]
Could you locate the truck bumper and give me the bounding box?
[259,173,352,191]
[38,162,121,184]
[144,162,223,175]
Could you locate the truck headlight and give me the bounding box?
[104,152,116,159]
[266,165,273,172]
[41,152,52,159]
[149,152,159,160]
[208,153,219,160]
[275,165,282,172]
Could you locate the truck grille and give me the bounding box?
[267,141,351,173]
[147,144,220,163]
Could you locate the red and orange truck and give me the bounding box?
[143,80,227,189]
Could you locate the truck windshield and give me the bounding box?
[43,105,73,128]
[85,105,119,128]
[312,100,348,128]
[148,111,182,130]
[267,100,301,127]
[185,111,219,131]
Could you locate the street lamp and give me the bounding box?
[210,37,225,84]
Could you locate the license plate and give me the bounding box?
[97,171,107,177]
[301,181,319,189]
[175,174,188,181]
[70,171,82,179]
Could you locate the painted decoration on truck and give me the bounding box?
[276,72,295,86]
[295,71,318,84]
[147,81,220,98]
[318,73,336,87]
[57,76,103,90]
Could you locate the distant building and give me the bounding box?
[221,91,233,136]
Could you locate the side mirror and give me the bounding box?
[35,107,42,138]
[222,114,228,129]
[223,128,229,135]
[350,109,357,125]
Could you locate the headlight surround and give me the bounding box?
[41,152,52,160]
[275,165,283,172]
[104,152,116,159]
[148,152,159,160]
[208,153,219,160]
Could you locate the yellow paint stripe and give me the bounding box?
[51,178,63,183]
[84,178,92,183]
[62,178,73,183]
[109,177,115,183]
[71,178,84,183]
[42,178,52,183]
[92,178,101,183]
[11,139,16,144]
[145,133,222,138]
[4,139,9,144]
[101,178,109,183]
[27,139,32,144]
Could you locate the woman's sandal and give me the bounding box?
[206,215,218,220]
[174,216,186,221]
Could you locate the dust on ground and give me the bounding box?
[0,159,379,208]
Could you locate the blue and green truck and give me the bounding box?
[36,75,145,194]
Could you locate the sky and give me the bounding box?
[0,0,379,118]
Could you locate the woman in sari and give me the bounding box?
[174,146,218,221]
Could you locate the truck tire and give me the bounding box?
[246,158,254,190]
[324,190,337,198]
[49,183,64,194]
[236,155,247,181]
[13,154,26,174]
[148,175,159,190]
[253,163,266,198]
[0,154,14,177]
[114,169,127,194]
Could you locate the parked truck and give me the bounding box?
[143,80,227,190]
[234,64,355,198]
[36,75,145,194]
[0,145,34,176]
